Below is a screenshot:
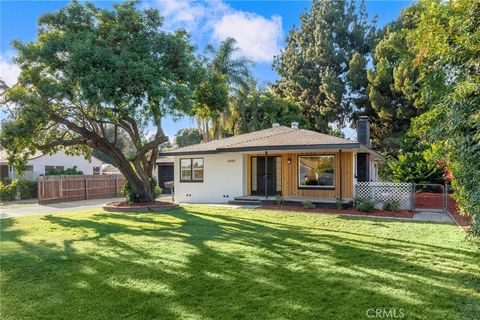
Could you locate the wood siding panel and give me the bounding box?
[246,151,353,199]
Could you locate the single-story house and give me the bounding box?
[0,150,104,181]
[161,117,383,204]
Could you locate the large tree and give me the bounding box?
[227,82,308,135]
[365,2,439,154]
[272,0,376,132]
[0,1,201,202]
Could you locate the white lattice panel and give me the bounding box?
[355,182,413,210]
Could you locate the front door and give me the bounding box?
[252,156,280,196]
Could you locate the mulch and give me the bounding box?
[446,196,472,231]
[108,200,172,208]
[259,205,415,219]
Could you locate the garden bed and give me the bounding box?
[259,205,414,218]
[446,196,472,230]
[103,201,179,212]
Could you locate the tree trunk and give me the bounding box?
[115,159,155,202]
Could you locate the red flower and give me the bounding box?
[445,171,453,181]
[437,160,444,166]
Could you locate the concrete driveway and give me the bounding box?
[0,198,127,219]
[1,195,175,219]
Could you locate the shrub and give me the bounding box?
[383,200,401,212]
[302,200,315,209]
[122,178,162,204]
[121,181,135,204]
[336,197,343,210]
[16,180,38,199]
[355,198,375,212]
[275,195,285,205]
[0,180,18,201]
[155,186,162,198]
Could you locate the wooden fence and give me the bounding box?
[38,175,125,204]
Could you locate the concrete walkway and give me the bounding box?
[412,210,454,223]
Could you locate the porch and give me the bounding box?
[229,195,353,209]
[243,151,355,202]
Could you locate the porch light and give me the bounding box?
[288,158,292,164]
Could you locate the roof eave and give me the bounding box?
[161,143,362,156]
[359,145,386,161]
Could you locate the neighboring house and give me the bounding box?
[161,117,383,204]
[157,156,174,194]
[0,150,104,181]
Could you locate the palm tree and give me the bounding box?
[194,38,253,140]
[206,37,253,90]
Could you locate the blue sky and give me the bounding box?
[0,0,413,140]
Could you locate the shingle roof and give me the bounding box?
[0,150,44,164]
[162,126,362,156]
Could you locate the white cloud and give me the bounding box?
[212,12,282,62]
[0,54,20,87]
[151,0,283,62]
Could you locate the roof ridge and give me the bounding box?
[217,127,294,150]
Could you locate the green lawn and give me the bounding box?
[1,206,479,320]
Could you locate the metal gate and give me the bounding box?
[413,183,447,213]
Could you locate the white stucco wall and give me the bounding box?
[173,153,245,203]
[10,151,104,180]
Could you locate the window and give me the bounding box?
[93,166,101,175]
[180,158,204,182]
[298,155,335,188]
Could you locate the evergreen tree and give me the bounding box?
[273,0,376,132]
[366,3,429,154]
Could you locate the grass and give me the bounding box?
[1,205,479,320]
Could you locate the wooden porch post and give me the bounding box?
[339,149,343,200]
[264,151,268,199]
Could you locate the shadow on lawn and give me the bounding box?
[1,207,479,320]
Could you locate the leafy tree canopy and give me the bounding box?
[0,0,201,202]
[174,128,202,148]
[406,0,480,235]
[227,83,308,135]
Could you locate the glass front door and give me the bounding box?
[251,156,281,196]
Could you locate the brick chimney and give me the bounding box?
[357,116,370,147]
